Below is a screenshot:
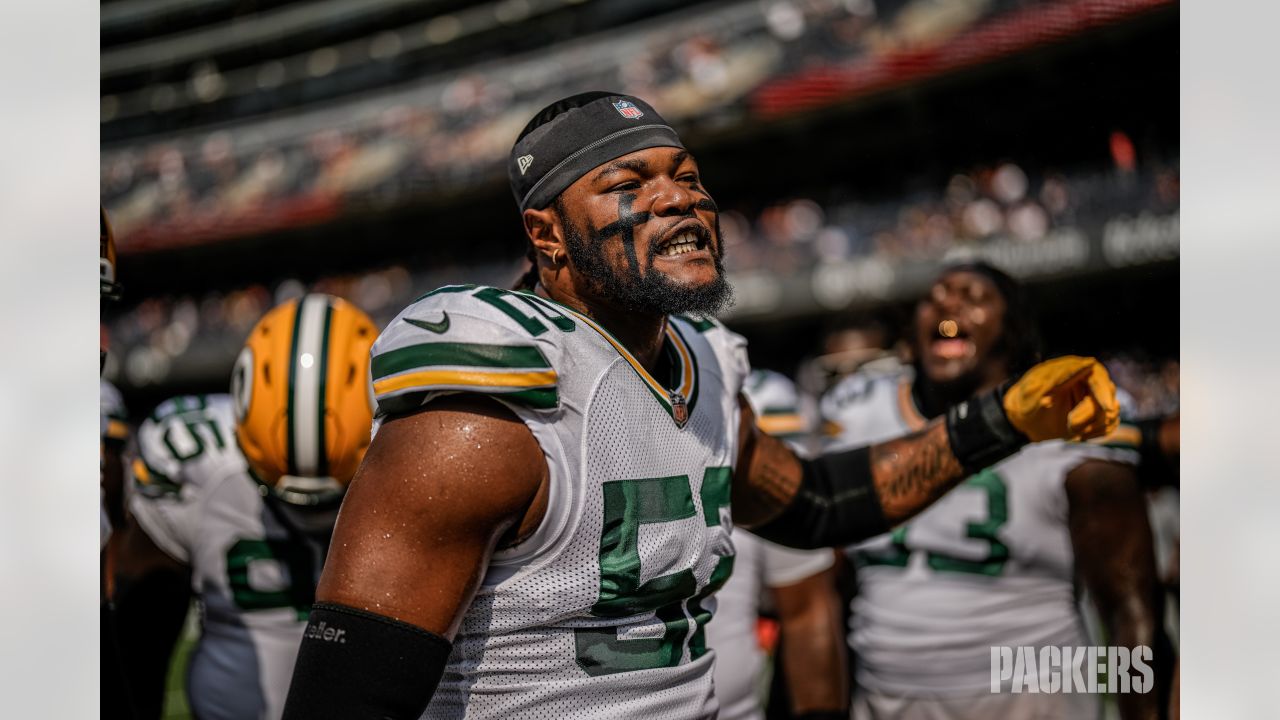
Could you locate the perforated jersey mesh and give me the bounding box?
[128,405,323,720]
[424,310,746,720]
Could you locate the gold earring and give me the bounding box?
[551,249,561,264]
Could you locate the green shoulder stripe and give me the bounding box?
[372,342,551,381]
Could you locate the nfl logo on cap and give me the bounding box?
[612,100,644,120]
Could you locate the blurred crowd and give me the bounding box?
[101,0,1041,247]
[721,153,1179,274]
[104,153,1177,389]
[1105,354,1180,418]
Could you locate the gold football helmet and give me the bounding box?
[100,208,122,302]
[230,294,378,507]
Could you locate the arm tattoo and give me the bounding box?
[733,424,803,526]
[869,421,967,524]
[752,457,797,507]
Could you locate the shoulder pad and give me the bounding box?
[1053,436,1141,468]
[743,369,808,440]
[371,285,577,417]
[821,363,907,415]
[672,314,721,334]
[743,369,799,413]
[133,394,238,497]
[672,314,750,390]
[1085,421,1143,452]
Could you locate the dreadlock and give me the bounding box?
[911,261,1042,419]
[512,244,540,291]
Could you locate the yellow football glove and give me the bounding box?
[1003,356,1120,442]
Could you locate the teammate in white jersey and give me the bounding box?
[114,295,377,720]
[282,93,1121,720]
[708,369,847,720]
[821,263,1168,719]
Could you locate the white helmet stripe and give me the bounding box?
[291,294,331,477]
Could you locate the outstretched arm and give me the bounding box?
[733,401,963,530]
[737,356,1119,547]
[282,396,547,719]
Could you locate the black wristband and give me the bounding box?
[944,381,1027,476]
[752,446,890,549]
[282,602,452,720]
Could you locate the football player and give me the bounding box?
[707,368,848,720]
[820,263,1167,719]
[114,294,377,720]
[101,207,138,719]
[282,93,1120,720]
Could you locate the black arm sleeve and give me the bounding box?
[282,602,452,720]
[943,381,1026,476]
[752,385,1028,550]
[750,446,890,549]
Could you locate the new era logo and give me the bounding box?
[612,100,643,119]
[517,155,534,175]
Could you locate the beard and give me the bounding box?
[560,212,734,317]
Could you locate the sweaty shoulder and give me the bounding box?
[132,394,243,499]
[672,314,750,395]
[371,285,579,420]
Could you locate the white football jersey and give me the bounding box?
[129,394,330,720]
[820,365,1139,696]
[370,285,752,720]
[741,369,809,445]
[707,370,835,720]
[706,532,834,720]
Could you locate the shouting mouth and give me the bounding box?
[930,319,975,360]
[654,221,711,258]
